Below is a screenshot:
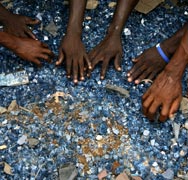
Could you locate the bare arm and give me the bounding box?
[89,0,139,79]
[108,0,139,35]
[56,0,91,83]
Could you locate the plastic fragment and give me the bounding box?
[86,0,99,9]
[106,84,130,98]
[4,162,12,175]
[98,169,107,180]
[0,145,7,150]
[28,138,39,148]
[116,172,130,180]
[17,135,27,145]
[44,20,58,36]
[0,107,7,114]
[58,163,78,180]
[8,100,18,112]
[162,168,174,180]
[0,70,29,87]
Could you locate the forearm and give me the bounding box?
[108,0,139,35]
[165,29,188,79]
[66,0,87,36]
[0,4,12,23]
[161,23,188,58]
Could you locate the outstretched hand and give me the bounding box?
[88,34,122,79]
[3,13,40,39]
[56,33,91,83]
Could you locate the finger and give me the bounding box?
[88,48,98,60]
[127,63,142,81]
[159,103,171,122]
[84,54,92,70]
[147,101,161,121]
[26,17,40,25]
[142,88,151,101]
[135,68,153,84]
[73,59,78,83]
[147,72,156,81]
[66,58,72,78]
[100,58,109,80]
[42,48,54,58]
[91,55,102,70]
[79,58,85,81]
[169,97,181,118]
[132,53,143,63]
[142,94,153,115]
[114,54,122,71]
[56,50,64,66]
[127,55,143,76]
[31,58,42,67]
[25,29,37,40]
[38,54,51,63]
[128,65,147,83]
[41,42,48,48]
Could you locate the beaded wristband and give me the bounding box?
[156,43,170,63]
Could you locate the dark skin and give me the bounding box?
[142,28,188,122]
[127,23,188,84]
[89,0,139,79]
[0,4,40,39]
[0,4,53,65]
[56,0,91,84]
[0,32,53,66]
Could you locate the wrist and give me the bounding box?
[107,25,122,36]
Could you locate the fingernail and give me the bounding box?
[80,77,84,81]
[74,79,78,83]
[132,58,136,62]
[100,76,104,80]
[117,67,121,71]
[67,75,71,78]
[128,77,132,82]
[89,66,92,70]
[135,80,139,84]
[127,73,130,76]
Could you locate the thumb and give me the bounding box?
[56,50,64,66]
[169,97,181,118]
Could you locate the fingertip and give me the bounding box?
[80,77,84,81]
[74,79,78,84]
[117,67,121,71]
[132,58,138,62]
[135,80,140,84]
[100,76,104,80]
[128,77,132,82]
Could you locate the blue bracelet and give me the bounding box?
[156,43,170,63]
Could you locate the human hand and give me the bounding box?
[10,36,53,66]
[127,46,167,84]
[56,33,91,83]
[88,34,122,79]
[3,13,40,39]
[142,70,182,122]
